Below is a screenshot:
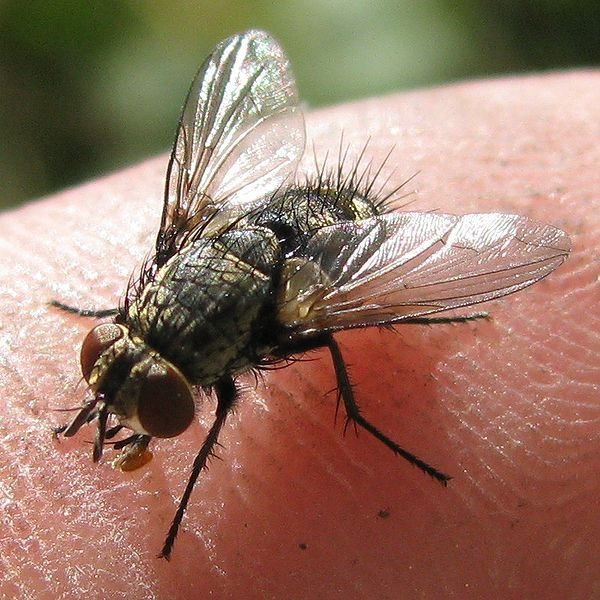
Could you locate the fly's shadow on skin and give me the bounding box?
[50,30,571,559]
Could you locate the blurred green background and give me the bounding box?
[1,1,598,210]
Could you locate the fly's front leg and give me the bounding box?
[160,376,238,560]
[49,300,119,318]
[324,334,451,484]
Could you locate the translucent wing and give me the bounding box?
[156,30,304,264]
[278,213,571,334]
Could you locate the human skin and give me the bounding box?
[0,70,598,599]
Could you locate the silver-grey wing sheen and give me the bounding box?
[158,30,304,261]
[277,212,571,334]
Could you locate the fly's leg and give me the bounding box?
[49,300,119,318]
[160,375,238,560]
[325,334,451,484]
[53,396,99,437]
[93,402,109,462]
[402,312,490,325]
[105,424,125,440]
[53,393,109,462]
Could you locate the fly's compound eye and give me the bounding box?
[80,324,124,382]
[137,364,195,438]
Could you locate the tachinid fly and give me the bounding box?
[53,30,571,559]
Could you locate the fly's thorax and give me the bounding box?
[80,323,195,438]
[124,226,282,386]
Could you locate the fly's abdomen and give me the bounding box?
[250,185,380,255]
[127,226,280,385]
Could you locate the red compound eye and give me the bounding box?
[80,324,123,382]
[136,364,195,438]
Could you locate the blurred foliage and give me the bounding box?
[0,0,598,209]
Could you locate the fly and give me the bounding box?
[52,30,571,559]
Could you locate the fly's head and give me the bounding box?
[61,323,195,461]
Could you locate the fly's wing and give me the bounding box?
[278,212,571,334]
[156,30,304,265]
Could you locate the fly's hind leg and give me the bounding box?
[324,334,450,484]
[401,312,490,325]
